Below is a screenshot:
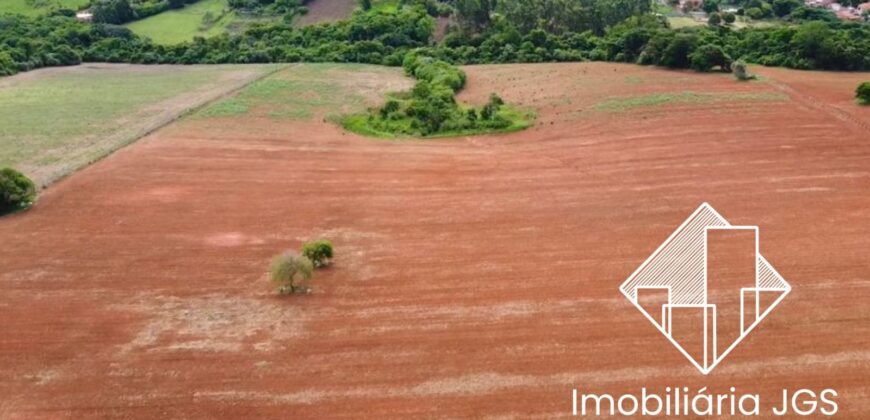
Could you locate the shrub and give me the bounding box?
[301,239,334,268]
[856,82,870,105]
[732,59,756,81]
[270,252,314,294]
[708,13,721,26]
[0,168,37,214]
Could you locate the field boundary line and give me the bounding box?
[766,78,870,134]
[40,63,296,189]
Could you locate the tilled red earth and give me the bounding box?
[1,63,869,418]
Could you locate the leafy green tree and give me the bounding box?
[454,0,496,31]
[0,168,36,214]
[772,0,802,17]
[660,33,697,68]
[703,0,720,14]
[359,0,372,11]
[91,0,135,24]
[708,13,722,26]
[301,240,334,268]
[857,82,870,105]
[690,44,731,71]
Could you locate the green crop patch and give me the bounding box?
[593,91,789,112]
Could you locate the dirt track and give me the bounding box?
[0,62,869,418]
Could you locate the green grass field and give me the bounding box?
[0,0,88,16]
[126,0,236,44]
[195,63,397,120]
[0,64,279,185]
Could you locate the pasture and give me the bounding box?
[0,0,87,16]
[0,62,869,417]
[125,0,236,44]
[0,63,282,186]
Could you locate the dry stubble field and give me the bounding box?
[0,62,869,418]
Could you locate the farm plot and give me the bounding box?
[125,0,237,44]
[295,0,358,26]
[0,62,869,418]
[0,0,88,16]
[0,63,282,186]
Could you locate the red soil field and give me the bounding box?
[1,62,869,418]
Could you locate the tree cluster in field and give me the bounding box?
[359,53,512,136]
[0,168,36,215]
[90,0,203,25]
[270,239,333,295]
[1,1,870,79]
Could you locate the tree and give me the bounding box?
[454,0,496,31]
[661,33,698,69]
[857,82,870,105]
[91,0,135,24]
[270,252,314,294]
[703,0,720,14]
[772,0,802,17]
[708,13,722,26]
[301,240,334,268]
[722,12,736,24]
[0,168,36,214]
[359,0,372,11]
[690,44,731,71]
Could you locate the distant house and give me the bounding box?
[75,11,93,22]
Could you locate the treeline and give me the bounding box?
[429,15,870,71]
[1,1,870,78]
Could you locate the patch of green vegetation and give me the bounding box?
[340,105,534,140]
[195,66,366,120]
[126,0,235,44]
[0,65,271,185]
[198,98,249,117]
[370,0,399,14]
[667,16,704,29]
[594,91,788,112]
[0,0,88,16]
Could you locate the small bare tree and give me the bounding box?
[270,252,314,295]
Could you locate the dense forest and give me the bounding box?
[2,0,869,77]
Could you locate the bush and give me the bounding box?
[301,239,334,268]
[0,168,37,214]
[270,252,314,294]
[857,82,870,105]
[732,59,756,81]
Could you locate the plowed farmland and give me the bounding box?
[1,62,869,418]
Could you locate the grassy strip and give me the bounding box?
[594,91,788,111]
